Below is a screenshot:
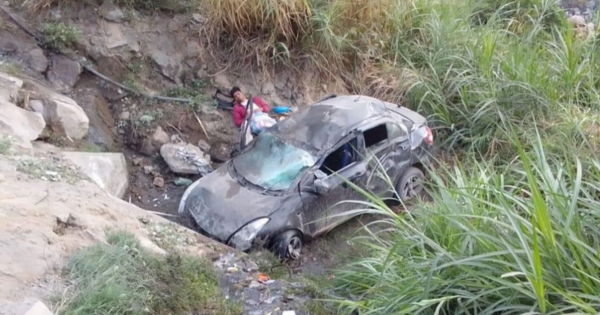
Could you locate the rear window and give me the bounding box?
[363,124,388,148]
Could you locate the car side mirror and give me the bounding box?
[313,178,330,195]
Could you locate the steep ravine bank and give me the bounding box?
[0,1,340,314]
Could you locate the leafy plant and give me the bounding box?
[42,22,81,51]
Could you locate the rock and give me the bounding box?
[160,143,210,175]
[143,165,154,174]
[261,80,276,95]
[76,89,115,149]
[173,177,193,186]
[213,73,231,89]
[197,139,211,153]
[151,50,182,83]
[139,138,159,156]
[62,152,129,198]
[66,213,88,229]
[587,0,596,8]
[0,72,23,102]
[29,100,44,114]
[47,55,82,92]
[24,49,48,73]
[192,13,205,23]
[24,81,89,139]
[138,236,166,255]
[153,176,165,188]
[6,299,54,315]
[120,110,130,120]
[185,41,203,59]
[0,102,45,149]
[139,115,154,124]
[102,22,128,49]
[152,126,170,145]
[588,22,596,32]
[208,142,230,163]
[132,157,144,166]
[99,0,125,23]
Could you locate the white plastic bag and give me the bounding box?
[250,112,276,134]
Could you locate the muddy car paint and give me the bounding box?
[179,95,432,252]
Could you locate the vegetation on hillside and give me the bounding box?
[58,231,241,315]
[204,0,600,314]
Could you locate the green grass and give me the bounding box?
[59,230,241,315]
[328,131,600,314]
[0,137,12,155]
[42,22,81,51]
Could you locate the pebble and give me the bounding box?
[143,165,154,174]
[120,111,131,120]
[153,177,165,188]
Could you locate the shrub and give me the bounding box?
[42,22,80,51]
[60,231,241,315]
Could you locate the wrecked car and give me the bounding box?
[179,95,433,259]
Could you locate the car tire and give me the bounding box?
[272,230,303,261]
[396,167,425,201]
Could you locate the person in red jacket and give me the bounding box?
[231,87,270,128]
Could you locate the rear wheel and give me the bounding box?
[396,167,425,201]
[272,230,303,261]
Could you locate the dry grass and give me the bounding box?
[204,0,417,76]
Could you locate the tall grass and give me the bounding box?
[60,231,241,315]
[332,134,600,314]
[206,0,600,158]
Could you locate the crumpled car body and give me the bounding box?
[179,95,433,257]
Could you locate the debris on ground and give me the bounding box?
[160,143,212,175]
[173,177,193,186]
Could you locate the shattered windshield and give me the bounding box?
[232,132,317,191]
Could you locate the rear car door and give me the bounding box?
[357,122,395,198]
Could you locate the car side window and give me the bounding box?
[363,124,388,149]
[387,122,408,140]
[319,138,359,176]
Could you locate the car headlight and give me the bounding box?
[228,218,270,251]
[178,180,202,214]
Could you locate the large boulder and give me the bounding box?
[0,102,46,150]
[0,33,48,74]
[75,89,115,149]
[1,299,54,315]
[0,73,45,149]
[62,152,129,198]
[47,55,82,92]
[24,49,48,73]
[23,80,89,139]
[160,143,211,175]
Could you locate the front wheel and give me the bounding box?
[396,167,425,201]
[272,230,303,261]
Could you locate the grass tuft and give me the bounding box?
[42,22,81,51]
[60,230,241,315]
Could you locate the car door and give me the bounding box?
[299,136,365,235]
[383,120,412,193]
[357,122,395,198]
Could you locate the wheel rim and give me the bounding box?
[402,175,423,199]
[286,236,302,260]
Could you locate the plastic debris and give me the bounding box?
[257,273,271,283]
[173,177,193,186]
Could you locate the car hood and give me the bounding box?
[180,165,285,242]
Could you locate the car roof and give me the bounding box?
[269,95,391,154]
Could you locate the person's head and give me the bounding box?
[230,86,246,103]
